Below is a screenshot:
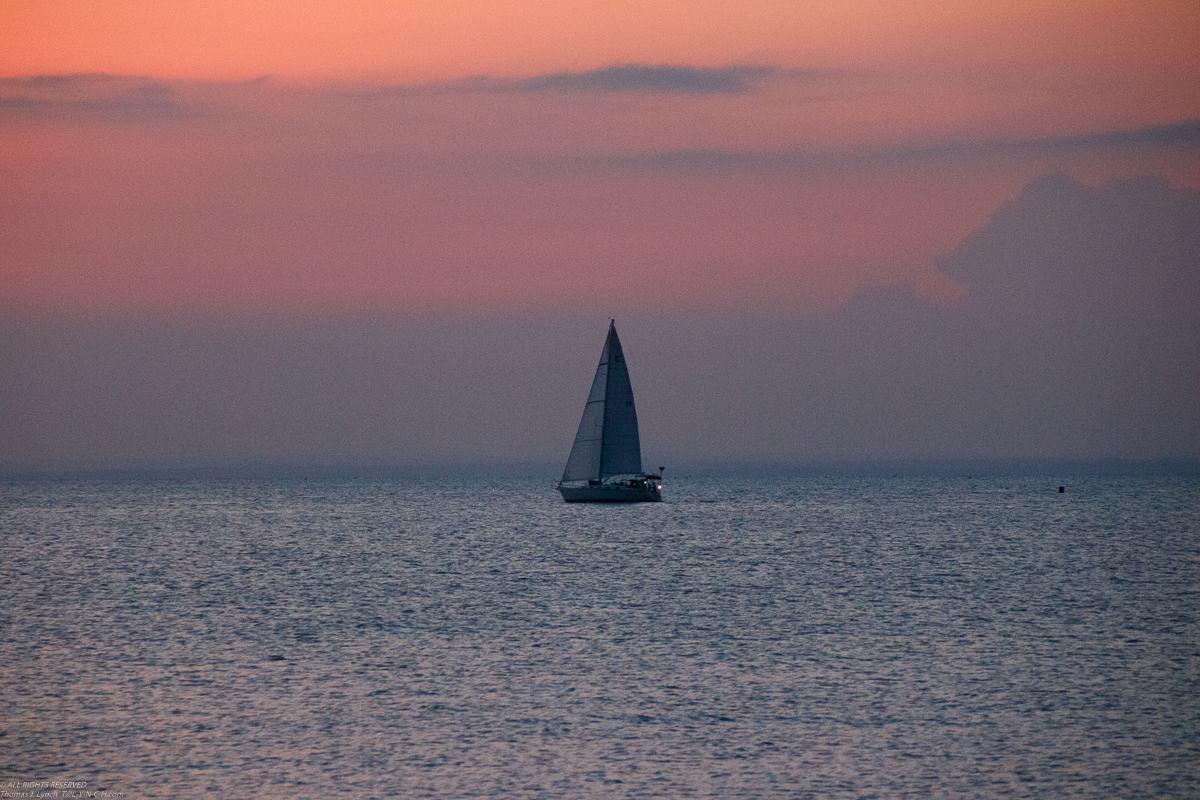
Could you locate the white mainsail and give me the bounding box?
[561,321,644,482]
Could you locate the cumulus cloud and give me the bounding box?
[784,174,1200,459]
[942,173,1200,308]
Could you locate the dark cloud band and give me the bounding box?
[0,73,183,121]
[534,119,1200,173]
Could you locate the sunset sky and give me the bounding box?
[2,1,1199,472]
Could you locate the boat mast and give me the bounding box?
[595,319,615,480]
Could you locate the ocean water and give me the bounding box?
[2,471,1198,798]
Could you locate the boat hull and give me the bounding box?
[558,483,661,503]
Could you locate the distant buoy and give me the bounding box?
[1058,486,1065,493]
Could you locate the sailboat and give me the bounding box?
[557,321,662,502]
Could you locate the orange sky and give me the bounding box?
[2,0,1198,85]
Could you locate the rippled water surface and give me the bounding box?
[3,472,1198,798]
